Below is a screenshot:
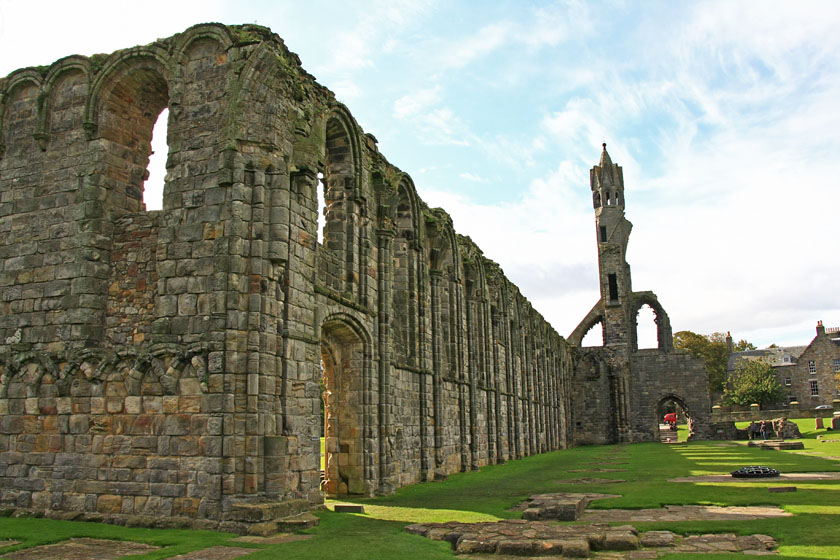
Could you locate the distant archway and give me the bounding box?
[654,394,693,443]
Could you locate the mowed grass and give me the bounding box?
[2,421,840,559]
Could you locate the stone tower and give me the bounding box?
[591,143,633,346]
[570,144,711,445]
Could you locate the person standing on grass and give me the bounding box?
[760,420,767,440]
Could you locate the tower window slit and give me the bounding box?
[608,273,618,301]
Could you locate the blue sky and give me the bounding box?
[2,0,839,348]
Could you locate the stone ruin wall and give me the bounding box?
[0,24,573,530]
[569,293,712,445]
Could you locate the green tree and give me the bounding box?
[673,331,756,393]
[674,331,728,393]
[734,339,756,351]
[723,359,784,406]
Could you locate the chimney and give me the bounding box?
[817,320,825,336]
[726,331,733,353]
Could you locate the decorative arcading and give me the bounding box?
[0,343,211,399]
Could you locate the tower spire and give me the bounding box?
[600,142,612,168]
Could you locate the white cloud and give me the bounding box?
[458,172,484,182]
[393,86,443,119]
[419,160,599,337]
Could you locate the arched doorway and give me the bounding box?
[655,394,694,443]
[319,316,371,496]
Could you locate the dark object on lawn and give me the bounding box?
[731,466,780,478]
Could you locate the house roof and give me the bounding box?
[727,345,808,371]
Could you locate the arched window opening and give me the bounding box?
[317,171,326,244]
[636,304,658,349]
[581,320,604,347]
[143,108,168,211]
[98,64,168,217]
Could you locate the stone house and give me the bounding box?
[726,322,840,408]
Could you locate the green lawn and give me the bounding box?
[2,421,840,559]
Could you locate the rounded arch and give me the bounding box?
[629,292,673,351]
[85,50,171,216]
[324,105,362,191]
[2,68,43,94]
[0,69,43,157]
[43,55,91,90]
[172,23,234,64]
[0,352,58,398]
[84,46,172,135]
[396,175,422,248]
[319,312,373,496]
[40,58,91,142]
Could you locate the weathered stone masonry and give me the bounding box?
[0,24,573,530]
[568,146,711,445]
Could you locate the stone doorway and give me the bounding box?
[319,317,370,496]
[655,395,693,443]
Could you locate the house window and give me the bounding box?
[834,358,840,373]
[788,395,797,404]
[809,360,816,374]
[783,355,790,363]
[600,226,607,243]
[810,380,819,396]
[784,377,791,387]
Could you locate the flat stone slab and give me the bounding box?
[232,533,313,545]
[670,472,840,483]
[748,440,805,450]
[333,504,365,513]
[511,492,620,521]
[580,505,791,522]
[406,522,777,557]
[2,538,159,560]
[168,546,257,559]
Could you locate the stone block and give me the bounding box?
[497,540,536,555]
[97,494,123,514]
[605,531,639,551]
[456,539,497,554]
[556,539,590,558]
